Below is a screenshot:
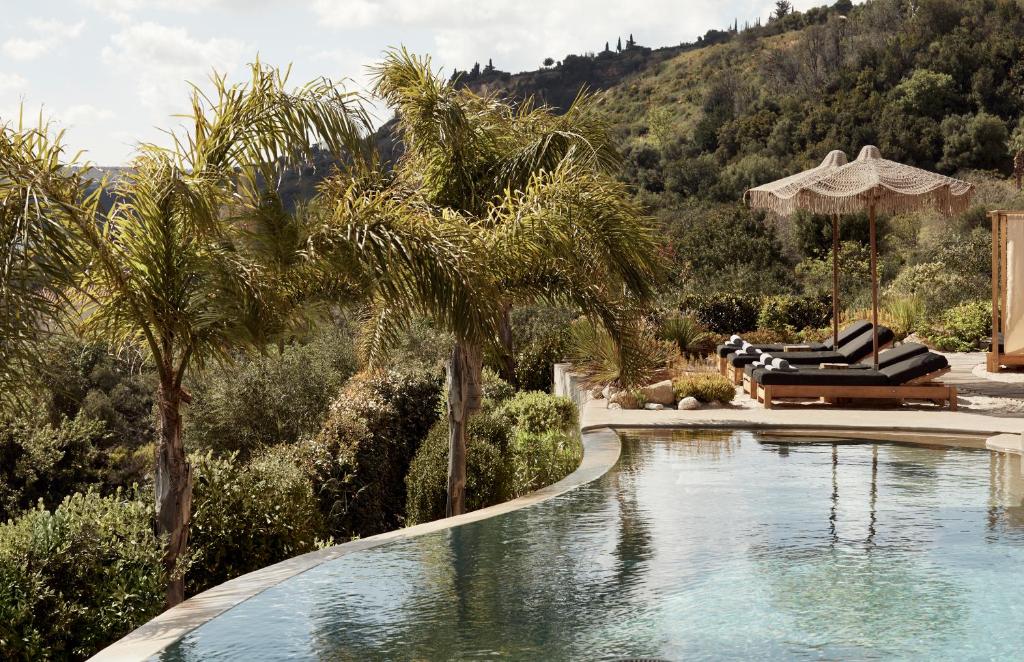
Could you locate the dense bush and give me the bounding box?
[298,369,443,539]
[657,313,712,357]
[928,300,992,352]
[680,293,760,334]
[673,374,736,403]
[0,490,164,660]
[886,261,986,317]
[185,324,359,456]
[188,447,325,595]
[0,413,109,522]
[406,390,581,524]
[35,337,155,450]
[566,317,671,387]
[405,415,513,525]
[757,294,832,333]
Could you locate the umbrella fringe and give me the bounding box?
[748,185,973,218]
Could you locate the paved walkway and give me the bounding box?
[570,353,1024,442]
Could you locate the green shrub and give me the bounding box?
[673,374,736,403]
[0,489,164,660]
[406,392,581,524]
[680,293,760,334]
[492,391,577,436]
[883,296,926,340]
[0,413,109,522]
[757,294,832,333]
[188,447,325,595]
[185,324,359,456]
[886,261,986,317]
[928,300,992,352]
[299,369,443,539]
[405,416,513,525]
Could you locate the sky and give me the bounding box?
[1,0,838,165]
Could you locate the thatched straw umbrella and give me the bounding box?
[746,150,849,348]
[747,146,974,367]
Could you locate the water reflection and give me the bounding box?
[159,431,1024,661]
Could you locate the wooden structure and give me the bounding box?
[755,369,956,410]
[988,211,1024,372]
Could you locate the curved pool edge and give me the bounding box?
[88,428,622,662]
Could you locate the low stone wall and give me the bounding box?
[553,363,589,412]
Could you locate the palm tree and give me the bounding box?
[0,63,373,606]
[358,50,662,516]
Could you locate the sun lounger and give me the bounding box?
[754,351,955,410]
[724,325,894,384]
[743,342,929,395]
[716,321,871,373]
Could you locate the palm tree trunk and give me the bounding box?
[155,379,193,607]
[446,341,482,517]
[496,302,516,387]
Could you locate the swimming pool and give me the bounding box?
[156,429,1024,660]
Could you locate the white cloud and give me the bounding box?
[101,22,248,111]
[2,19,86,61]
[0,72,28,95]
[60,104,116,125]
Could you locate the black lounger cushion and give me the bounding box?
[757,367,889,386]
[836,326,895,361]
[746,342,929,379]
[729,350,845,368]
[822,320,873,351]
[880,352,949,384]
[719,321,871,357]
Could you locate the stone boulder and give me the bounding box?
[644,402,665,410]
[677,396,700,410]
[640,380,675,406]
[609,390,639,409]
[590,384,605,399]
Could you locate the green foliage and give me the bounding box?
[657,313,712,357]
[299,369,443,539]
[757,294,832,333]
[892,69,958,118]
[939,112,1010,172]
[0,489,164,660]
[886,261,987,317]
[680,293,760,334]
[187,448,325,595]
[566,317,671,387]
[673,373,736,403]
[928,300,992,352]
[0,413,109,522]
[405,416,512,525]
[406,392,580,524]
[883,296,926,340]
[795,241,873,308]
[35,337,155,450]
[508,305,574,392]
[185,324,360,457]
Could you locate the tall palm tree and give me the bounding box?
[359,50,662,516]
[0,63,373,606]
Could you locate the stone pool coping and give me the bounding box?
[88,428,622,662]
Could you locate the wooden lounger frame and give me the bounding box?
[754,368,956,410]
[988,211,1024,372]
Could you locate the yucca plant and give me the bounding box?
[658,313,712,358]
[567,317,671,389]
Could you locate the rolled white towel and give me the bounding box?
[760,352,774,363]
[729,334,743,344]
[741,341,752,349]
[766,358,797,371]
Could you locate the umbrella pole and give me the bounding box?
[832,214,840,349]
[869,203,880,369]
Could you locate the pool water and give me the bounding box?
[158,429,1024,660]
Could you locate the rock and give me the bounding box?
[590,384,605,399]
[677,396,700,410]
[608,403,623,410]
[640,379,675,406]
[644,402,665,410]
[602,385,618,400]
[609,390,639,409]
